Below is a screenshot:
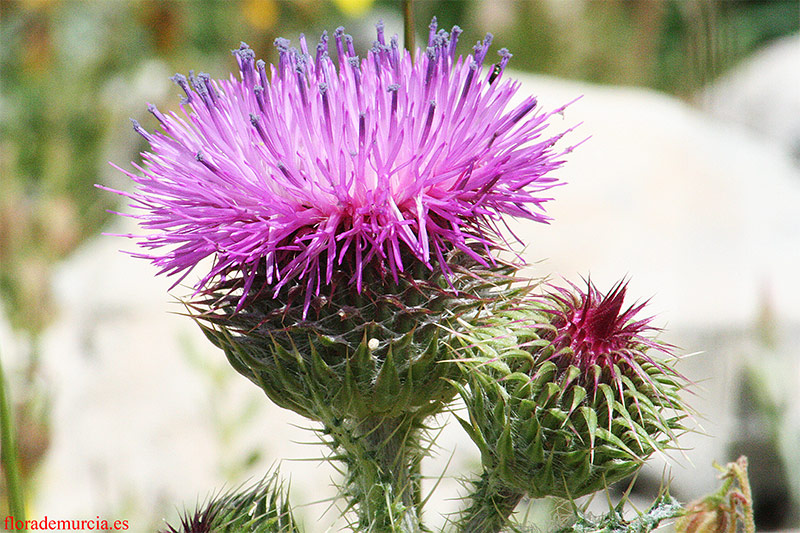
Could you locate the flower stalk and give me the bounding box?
[458,470,524,533]
[326,415,423,532]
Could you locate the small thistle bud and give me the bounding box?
[675,500,732,533]
[456,279,688,500]
[675,456,756,533]
[160,471,298,533]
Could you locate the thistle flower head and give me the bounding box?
[454,278,688,500]
[540,279,673,392]
[108,19,576,309]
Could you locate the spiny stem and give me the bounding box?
[327,415,423,532]
[458,470,523,533]
[0,348,26,521]
[403,0,415,58]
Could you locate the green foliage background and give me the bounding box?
[1,0,798,334]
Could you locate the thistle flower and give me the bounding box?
[538,279,674,395]
[456,279,687,504]
[107,19,575,309]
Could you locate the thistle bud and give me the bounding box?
[675,456,755,533]
[675,500,732,533]
[457,279,688,500]
[160,471,298,533]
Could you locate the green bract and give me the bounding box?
[455,281,688,501]
[194,253,523,422]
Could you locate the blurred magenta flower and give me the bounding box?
[108,20,576,307]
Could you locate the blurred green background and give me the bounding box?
[1,0,798,527]
[1,0,798,335]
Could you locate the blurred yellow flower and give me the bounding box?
[333,0,374,17]
[243,0,279,31]
[19,0,57,10]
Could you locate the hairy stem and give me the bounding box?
[328,415,423,532]
[459,471,523,533]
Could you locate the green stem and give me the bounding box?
[0,348,26,521]
[458,471,523,533]
[403,0,415,57]
[329,415,422,532]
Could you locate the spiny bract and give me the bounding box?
[198,251,528,421]
[455,279,688,500]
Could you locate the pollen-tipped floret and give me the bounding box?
[107,20,577,311]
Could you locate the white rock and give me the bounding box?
[701,34,800,164]
[508,71,800,330]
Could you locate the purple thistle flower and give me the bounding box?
[541,279,676,393]
[106,20,577,309]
